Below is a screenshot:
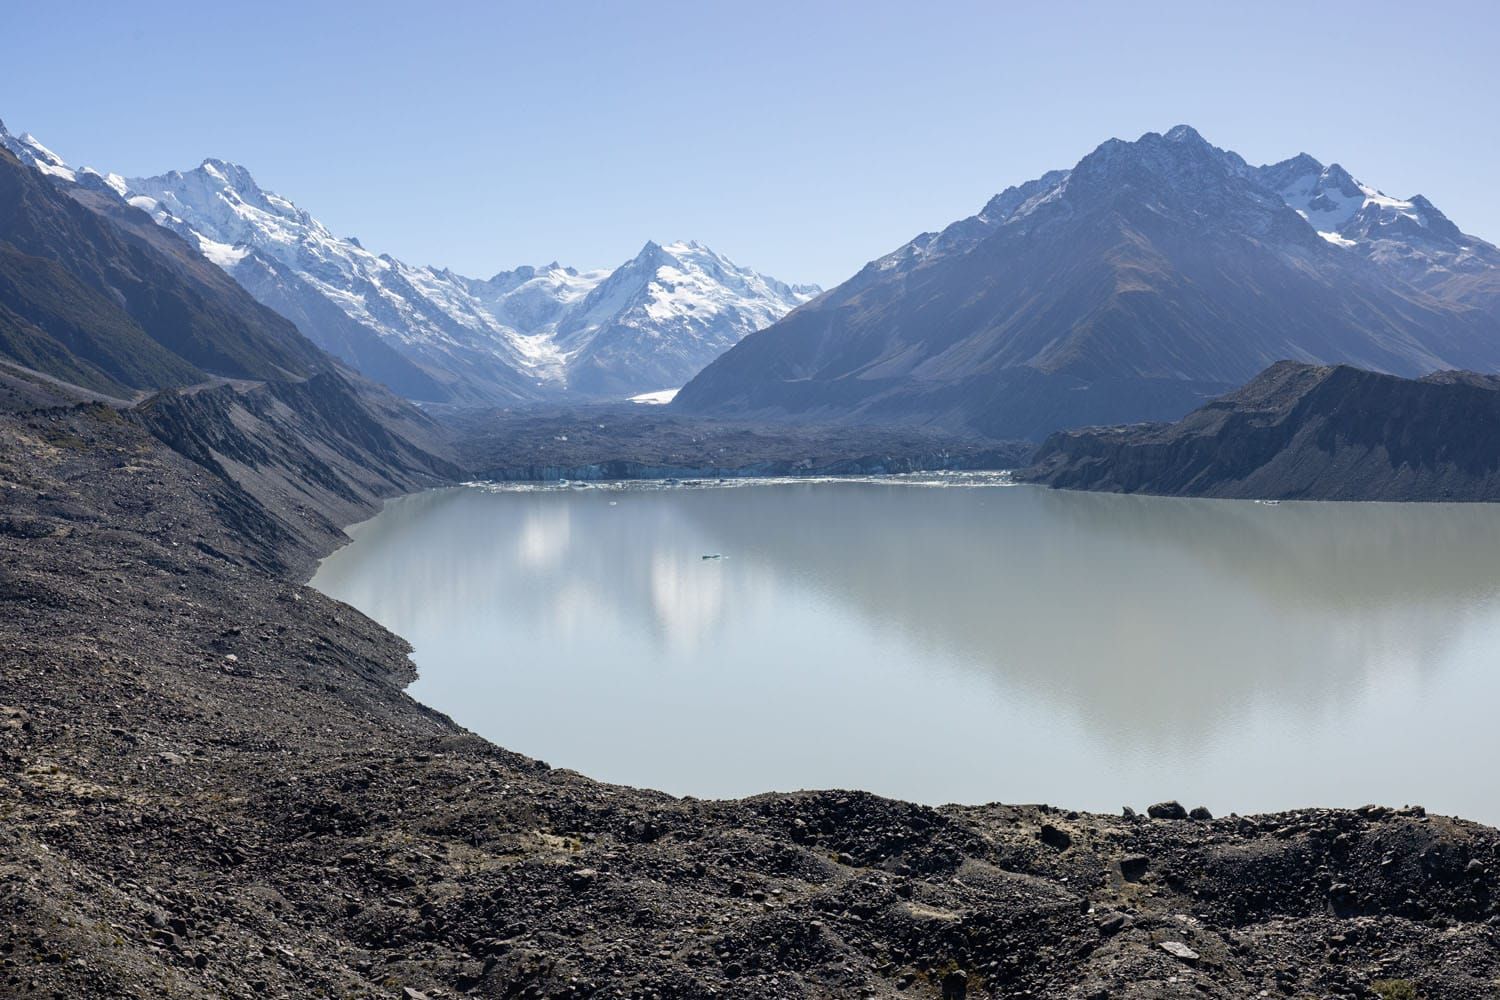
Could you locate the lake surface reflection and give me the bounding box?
[311,479,1500,822]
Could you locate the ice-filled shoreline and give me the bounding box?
[463,469,1019,493]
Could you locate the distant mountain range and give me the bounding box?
[1024,361,1500,501]
[675,126,1500,440]
[0,122,818,404]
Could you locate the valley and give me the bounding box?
[4,74,1500,1000]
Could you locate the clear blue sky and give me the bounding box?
[3,0,1497,288]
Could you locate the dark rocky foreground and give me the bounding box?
[4,402,1500,1000]
[438,404,1032,482]
[1024,362,1500,501]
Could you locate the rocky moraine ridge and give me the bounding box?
[437,405,1031,482]
[2,377,1500,999]
[1024,361,1500,501]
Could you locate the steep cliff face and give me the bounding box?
[1023,362,1500,501]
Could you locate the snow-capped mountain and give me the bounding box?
[554,240,821,396]
[0,120,818,403]
[859,126,1500,308]
[678,125,1500,439]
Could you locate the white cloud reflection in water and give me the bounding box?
[312,481,1500,823]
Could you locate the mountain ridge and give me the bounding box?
[1022,360,1500,500]
[0,121,820,405]
[674,125,1500,439]
[126,157,818,403]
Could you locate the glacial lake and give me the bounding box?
[310,477,1500,824]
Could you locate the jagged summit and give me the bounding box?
[905,125,1497,282]
[1245,147,1497,298]
[194,158,264,195]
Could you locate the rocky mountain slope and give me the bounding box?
[0,123,814,404]
[0,132,462,524]
[0,142,326,396]
[1023,361,1500,500]
[675,126,1500,440]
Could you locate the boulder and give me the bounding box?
[1159,941,1199,962]
[1039,824,1072,850]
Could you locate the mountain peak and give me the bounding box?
[626,240,672,270]
[0,127,77,182]
[1064,125,1261,219]
[1285,152,1324,173]
[1407,194,1463,240]
[1163,124,1206,144]
[195,157,262,195]
[1320,162,1363,196]
[1255,153,1325,194]
[1082,126,1235,168]
[677,125,1500,438]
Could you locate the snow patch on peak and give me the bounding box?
[1249,148,1500,285]
[77,167,130,197]
[1318,230,1357,248]
[0,128,77,182]
[552,240,819,395]
[1259,156,1422,236]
